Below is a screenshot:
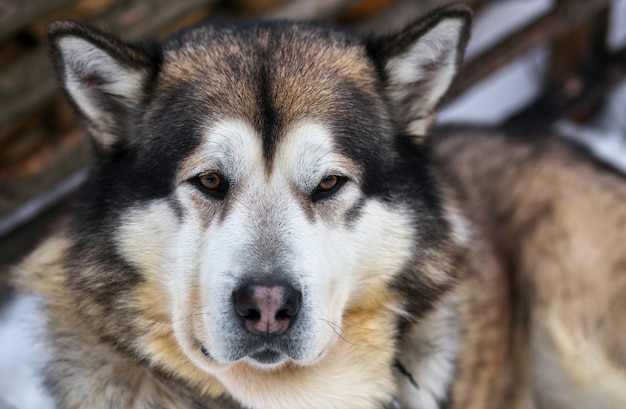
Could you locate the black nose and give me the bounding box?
[233,282,301,335]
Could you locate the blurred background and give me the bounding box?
[0,0,625,406]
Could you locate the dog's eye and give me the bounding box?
[312,175,346,201]
[318,175,339,192]
[198,172,221,190]
[195,172,227,198]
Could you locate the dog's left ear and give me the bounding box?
[368,4,471,137]
[47,21,161,155]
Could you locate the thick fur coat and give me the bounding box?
[12,4,626,409]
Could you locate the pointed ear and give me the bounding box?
[47,21,161,154]
[368,4,471,138]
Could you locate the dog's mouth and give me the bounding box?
[248,348,285,365]
[200,342,288,366]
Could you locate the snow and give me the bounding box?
[0,296,54,409]
[1,0,626,407]
[609,0,626,51]
[464,0,554,60]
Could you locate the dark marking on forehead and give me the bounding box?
[257,53,282,170]
[159,19,392,174]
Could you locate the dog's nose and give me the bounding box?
[233,283,301,335]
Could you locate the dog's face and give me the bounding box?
[48,5,470,405]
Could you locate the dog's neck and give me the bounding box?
[393,292,460,409]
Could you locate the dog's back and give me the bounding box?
[432,127,626,409]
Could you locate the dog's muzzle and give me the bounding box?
[216,279,304,365]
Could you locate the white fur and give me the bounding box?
[58,37,144,148]
[277,122,362,190]
[395,294,460,409]
[386,18,464,135]
[186,119,265,186]
[116,201,182,277]
[182,120,414,365]
[386,19,462,95]
[445,206,472,247]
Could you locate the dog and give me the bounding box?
[11,3,626,408]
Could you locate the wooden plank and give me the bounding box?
[217,0,288,18]
[350,0,486,36]
[0,0,216,128]
[265,0,363,19]
[28,0,124,40]
[505,47,626,130]
[0,96,75,168]
[0,193,74,272]
[339,0,396,24]
[449,0,611,99]
[0,128,90,214]
[549,1,609,83]
[503,0,613,128]
[0,48,57,128]
[89,0,213,39]
[0,0,76,41]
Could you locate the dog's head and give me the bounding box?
[48,4,470,406]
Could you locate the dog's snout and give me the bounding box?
[234,283,301,335]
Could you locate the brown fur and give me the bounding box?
[432,128,626,409]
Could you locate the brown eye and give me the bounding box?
[318,175,339,192]
[312,175,347,201]
[197,172,222,191]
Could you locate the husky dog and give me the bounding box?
[12,3,626,409]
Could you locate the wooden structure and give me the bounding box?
[0,0,624,274]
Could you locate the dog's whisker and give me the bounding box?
[319,318,360,346]
[171,305,211,325]
[339,319,377,331]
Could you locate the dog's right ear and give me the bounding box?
[368,4,471,139]
[47,21,161,155]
